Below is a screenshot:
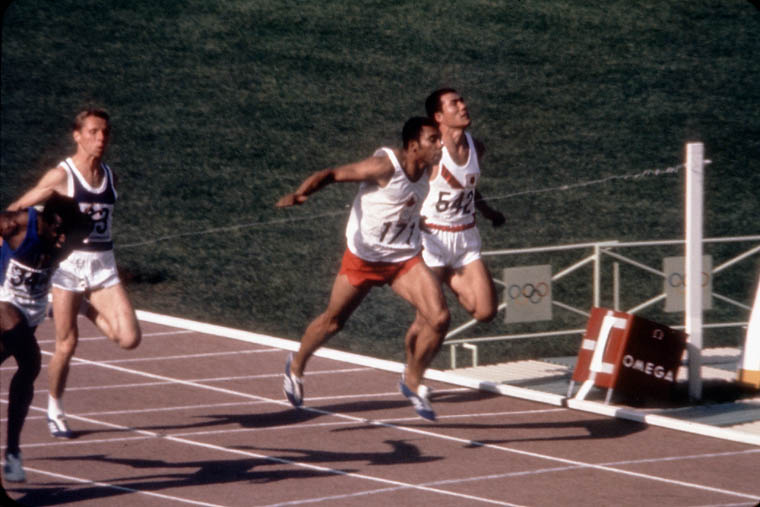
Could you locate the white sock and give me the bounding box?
[48,395,64,418]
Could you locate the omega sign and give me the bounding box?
[621,355,676,383]
[571,307,686,402]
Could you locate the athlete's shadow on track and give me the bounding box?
[9,455,352,506]
[9,439,440,506]
[71,388,644,445]
[420,418,645,445]
[237,439,443,466]
[434,390,647,443]
[333,390,647,443]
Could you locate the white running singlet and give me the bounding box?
[420,132,480,228]
[345,148,429,263]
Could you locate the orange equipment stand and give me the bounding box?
[570,307,687,404]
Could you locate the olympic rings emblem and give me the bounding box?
[666,272,710,288]
[507,282,549,304]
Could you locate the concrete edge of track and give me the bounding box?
[135,309,760,447]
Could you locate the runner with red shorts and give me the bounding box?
[275,117,449,420]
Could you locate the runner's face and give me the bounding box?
[437,92,471,129]
[73,115,110,159]
[417,125,443,166]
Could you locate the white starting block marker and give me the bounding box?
[575,312,627,402]
[570,307,686,405]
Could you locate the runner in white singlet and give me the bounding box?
[276,117,449,420]
[420,130,484,269]
[405,89,506,365]
[345,147,429,264]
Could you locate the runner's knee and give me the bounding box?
[119,327,141,350]
[472,304,497,323]
[55,331,79,359]
[429,306,450,335]
[318,312,345,336]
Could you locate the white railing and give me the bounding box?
[446,235,760,369]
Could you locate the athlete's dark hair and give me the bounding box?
[402,116,438,149]
[425,88,458,118]
[72,108,110,131]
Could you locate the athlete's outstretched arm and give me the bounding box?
[7,167,68,211]
[275,155,393,208]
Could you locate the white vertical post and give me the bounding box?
[685,142,704,400]
[593,244,601,308]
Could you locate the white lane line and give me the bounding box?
[17,367,371,394]
[7,389,473,421]
[20,406,520,506]
[1,348,283,372]
[35,329,196,344]
[290,405,760,502]
[256,450,760,507]
[37,349,284,369]
[55,348,281,366]
[13,408,564,449]
[29,353,520,505]
[602,448,760,466]
[160,437,522,507]
[133,311,760,446]
[34,350,760,503]
[256,449,760,507]
[16,399,760,505]
[22,412,760,507]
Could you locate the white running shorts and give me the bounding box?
[0,290,48,328]
[421,226,482,269]
[52,250,121,293]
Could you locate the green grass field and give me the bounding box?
[2,1,759,368]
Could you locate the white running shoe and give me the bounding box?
[399,380,436,421]
[3,452,25,483]
[47,413,74,439]
[283,353,304,408]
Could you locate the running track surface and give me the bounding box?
[2,316,759,507]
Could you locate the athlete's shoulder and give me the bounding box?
[36,165,70,192]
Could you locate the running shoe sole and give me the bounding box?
[283,353,304,408]
[399,381,436,421]
[47,415,74,439]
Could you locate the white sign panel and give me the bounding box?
[663,255,712,312]
[503,265,552,323]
